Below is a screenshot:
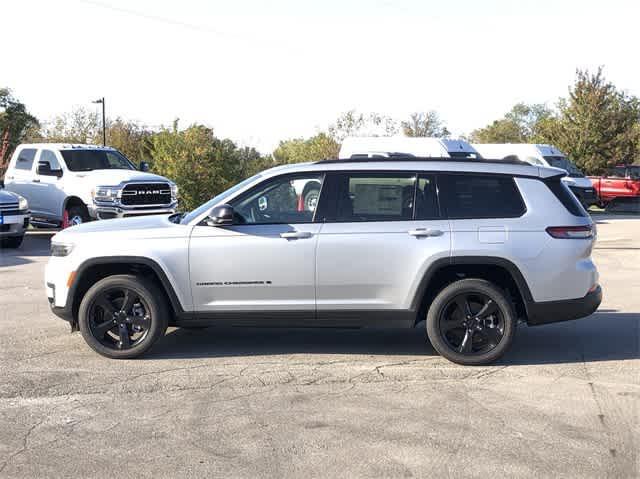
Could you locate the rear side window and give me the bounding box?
[438,174,526,219]
[14,148,36,171]
[544,177,588,217]
[323,172,416,222]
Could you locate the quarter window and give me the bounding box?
[15,148,36,171]
[439,174,526,219]
[230,174,324,225]
[325,173,416,222]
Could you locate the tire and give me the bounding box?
[64,205,90,228]
[0,235,24,248]
[78,275,169,359]
[426,279,516,366]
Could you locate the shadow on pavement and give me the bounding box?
[0,231,54,267]
[148,311,639,365]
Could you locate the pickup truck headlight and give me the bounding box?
[17,195,28,211]
[171,184,179,201]
[51,242,74,257]
[92,186,120,202]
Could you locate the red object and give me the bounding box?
[62,210,70,229]
[546,225,594,239]
[589,166,640,206]
[297,194,304,212]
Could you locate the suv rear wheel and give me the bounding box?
[78,275,169,359]
[426,279,516,366]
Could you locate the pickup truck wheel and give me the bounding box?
[64,205,90,228]
[78,275,169,359]
[426,279,516,366]
[0,235,24,248]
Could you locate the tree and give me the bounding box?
[470,103,552,143]
[42,107,100,144]
[106,118,155,165]
[273,133,339,164]
[401,111,449,137]
[0,88,39,168]
[328,110,399,141]
[539,68,640,174]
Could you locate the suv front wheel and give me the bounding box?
[426,279,516,366]
[78,275,169,359]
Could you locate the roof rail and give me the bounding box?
[315,156,531,166]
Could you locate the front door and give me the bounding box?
[189,173,325,316]
[315,172,451,321]
[31,149,66,220]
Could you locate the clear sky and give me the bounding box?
[2,0,639,152]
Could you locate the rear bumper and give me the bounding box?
[526,285,602,326]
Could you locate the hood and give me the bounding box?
[0,189,21,204]
[69,169,173,187]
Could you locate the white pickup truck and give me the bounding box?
[3,144,178,227]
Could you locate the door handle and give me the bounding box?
[32,179,40,183]
[408,228,443,238]
[280,231,313,239]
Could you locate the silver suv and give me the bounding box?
[45,155,601,365]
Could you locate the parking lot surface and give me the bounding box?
[0,216,638,478]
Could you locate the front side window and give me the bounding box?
[439,174,526,219]
[15,148,36,171]
[60,149,136,172]
[230,174,324,225]
[39,150,61,170]
[325,173,416,222]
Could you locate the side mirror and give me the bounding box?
[37,161,63,177]
[207,204,234,226]
[140,161,150,172]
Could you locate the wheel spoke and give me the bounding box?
[475,299,497,319]
[94,318,116,336]
[441,317,466,332]
[458,329,475,354]
[95,297,116,315]
[481,327,503,348]
[455,296,472,317]
[120,290,136,314]
[118,324,131,349]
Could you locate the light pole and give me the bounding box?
[92,97,106,146]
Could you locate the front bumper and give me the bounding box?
[0,212,30,237]
[569,186,598,208]
[526,285,602,326]
[90,201,178,220]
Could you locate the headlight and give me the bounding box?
[171,184,179,201]
[18,195,28,211]
[51,242,74,257]
[92,186,120,202]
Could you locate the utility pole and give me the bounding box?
[92,97,106,146]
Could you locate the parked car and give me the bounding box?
[340,136,481,159]
[589,165,640,209]
[472,144,598,209]
[45,146,601,365]
[0,187,30,248]
[3,144,178,228]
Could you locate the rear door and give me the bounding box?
[4,148,37,199]
[315,171,451,323]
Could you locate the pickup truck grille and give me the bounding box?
[0,202,19,213]
[121,183,172,206]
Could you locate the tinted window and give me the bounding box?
[60,149,135,171]
[610,167,627,178]
[15,148,36,171]
[39,150,61,170]
[230,174,324,224]
[325,173,416,222]
[415,175,440,219]
[439,174,526,219]
[544,177,588,217]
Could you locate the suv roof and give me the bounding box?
[15,143,117,151]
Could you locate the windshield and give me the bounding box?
[180,173,264,224]
[60,149,136,172]
[544,156,584,177]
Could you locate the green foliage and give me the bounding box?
[273,133,339,164]
[401,111,449,137]
[149,122,271,211]
[106,118,155,165]
[538,68,640,174]
[0,88,39,166]
[470,103,552,143]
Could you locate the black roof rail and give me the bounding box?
[315,156,531,166]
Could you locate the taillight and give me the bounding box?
[546,225,594,239]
